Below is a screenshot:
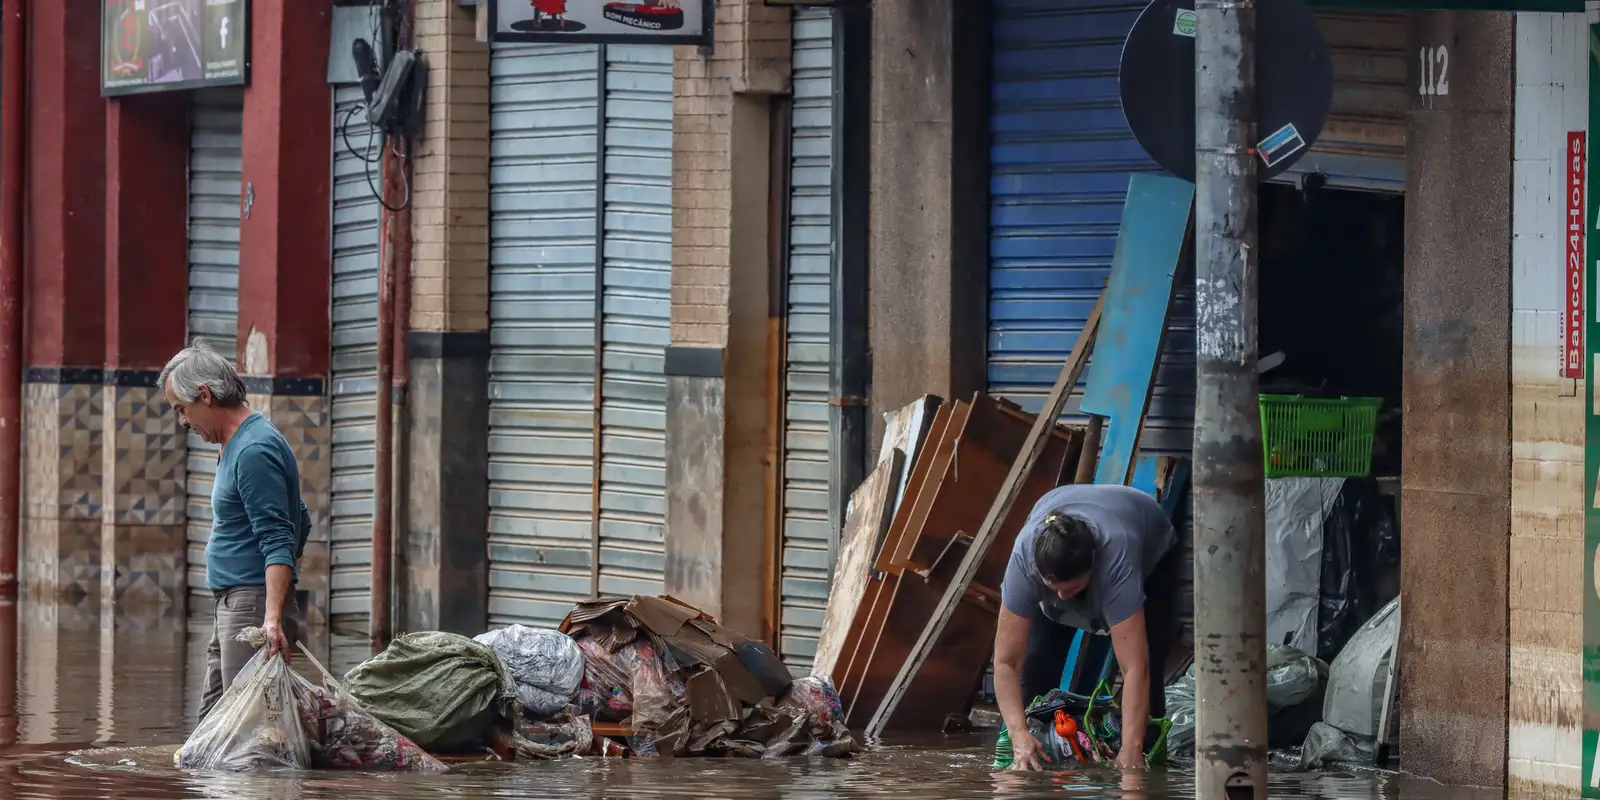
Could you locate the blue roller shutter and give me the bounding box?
[987,0,1194,456]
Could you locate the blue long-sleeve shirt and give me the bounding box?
[206,412,302,591]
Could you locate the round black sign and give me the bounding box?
[1119,0,1334,183]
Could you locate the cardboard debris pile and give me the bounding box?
[560,596,858,758]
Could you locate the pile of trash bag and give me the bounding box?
[992,683,1173,771]
[1164,644,1328,756]
[343,631,521,753]
[473,625,585,716]
[174,628,447,773]
[560,595,859,758]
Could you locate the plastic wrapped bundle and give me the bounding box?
[628,640,688,735]
[175,628,446,774]
[307,685,448,771]
[573,637,639,721]
[784,676,845,728]
[473,626,586,717]
[175,632,318,771]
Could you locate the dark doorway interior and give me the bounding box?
[1259,181,1405,478]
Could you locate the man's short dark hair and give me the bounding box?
[1034,512,1097,583]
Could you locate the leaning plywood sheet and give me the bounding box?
[812,450,905,681]
[879,396,941,528]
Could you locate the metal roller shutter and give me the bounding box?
[185,86,245,605]
[329,84,383,625]
[779,8,835,674]
[1277,12,1409,192]
[987,0,1194,457]
[487,44,602,629]
[596,45,673,599]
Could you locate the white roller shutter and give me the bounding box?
[185,87,245,606]
[596,45,673,599]
[329,85,383,626]
[779,8,836,673]
[486,44,602,629]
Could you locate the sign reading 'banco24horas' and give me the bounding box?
[488,0,712,46]
[101,0,249,97]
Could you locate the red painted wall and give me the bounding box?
[24,0,105,369]
[105,94,190,371]
[236,1,333,379]
[22,0,335,378]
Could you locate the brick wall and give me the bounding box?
[669,0,790,348]
[1508,11,1587,793]
[412,0,491,334]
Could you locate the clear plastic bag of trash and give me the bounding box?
[175,630,318,771]
[1298,721,1375,769]
[1164,644,1325,756]
[175,627,447,773]
[626,639,689,738]
[472,625,585,717]
[573,637,639,721]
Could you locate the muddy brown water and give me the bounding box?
[0,599,1489,799]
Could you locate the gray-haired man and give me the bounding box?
[160,341,311,719]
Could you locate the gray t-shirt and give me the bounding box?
[1000,484,1176,633]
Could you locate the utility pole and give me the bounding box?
[1192,0,1268,797]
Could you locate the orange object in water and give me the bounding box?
[1053,710,1088,762]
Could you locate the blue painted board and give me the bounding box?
[1081,174,1193,486]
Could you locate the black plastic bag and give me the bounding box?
[1318,479,1399,659]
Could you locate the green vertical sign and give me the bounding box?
[1585,23,1600,798]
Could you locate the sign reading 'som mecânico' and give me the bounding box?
[488,0,711,46]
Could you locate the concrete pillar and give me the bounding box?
[1400,11,1513,787]
[20,0,106,604]
[663,0,791,638]
[100,92,192,613]
[867,0,988,440]
[400,0,492,635]
[236,0,334,629]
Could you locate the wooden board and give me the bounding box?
[1079,173,1194,486]
[878,402,964,574]
[877,395,940,552]
[836,403,957,710]
[843,404,1080,730]
[811,450,904,681]
[863,291,1105,737]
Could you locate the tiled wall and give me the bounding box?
[100,385,187,610]
[251,392,333,630]
[1508,11,1589,793]
[22,381,103,603]
[20,379,333,627]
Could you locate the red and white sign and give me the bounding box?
[1567,131,1586,379]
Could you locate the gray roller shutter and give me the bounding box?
[596,45,672,599]
[778,8,835,673]
[1277,12,1408,192]
[487,44,602,629]
[329,84,383,626]
[185,86,245,605]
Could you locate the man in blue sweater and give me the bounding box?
[160,341,311,719]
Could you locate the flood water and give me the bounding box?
[0,598,1497,799]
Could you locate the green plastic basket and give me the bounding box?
[1259,394,1382,479]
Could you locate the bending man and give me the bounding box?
[161,341,311,720]
[993,484,1181,771]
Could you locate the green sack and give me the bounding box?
[343,631,520,752]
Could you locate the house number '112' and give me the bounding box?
[1419,45,1450,97]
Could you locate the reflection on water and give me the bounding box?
[0,598,1496,799]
